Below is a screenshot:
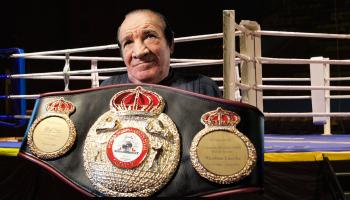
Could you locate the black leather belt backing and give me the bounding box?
[19,84,264,197]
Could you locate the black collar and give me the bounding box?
[127,67,175,86]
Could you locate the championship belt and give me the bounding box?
[19,84,264,197]
[83,86,180,197]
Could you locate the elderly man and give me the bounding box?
[101,9,222,98]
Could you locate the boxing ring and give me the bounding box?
[2,10,350,157]
[1,9,350,199]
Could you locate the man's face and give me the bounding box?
[118,12,172,84]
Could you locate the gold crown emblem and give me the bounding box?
[201,107,240,126]
[45,97,75,115]
[110,86,164,114]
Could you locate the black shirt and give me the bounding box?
[100,68,222,98]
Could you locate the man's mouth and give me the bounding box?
[133,61,154,68]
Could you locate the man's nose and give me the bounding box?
[132,40,149,59]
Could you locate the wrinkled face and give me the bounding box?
[118,11,172,84]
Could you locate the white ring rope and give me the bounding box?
[11,44,119,58]
[9,30,350,59]
[10,67,127,78]
[265,112,350,117]
[4,115,31,119]
[14,75,110,80]
[262,77,350,83]
[329,95,350,99]
[257,85,350,91]
[6,75,222,82]
[211,77,224,81]
[236,83,350,100]
[11,112,350,119]
[9,92,350,101]
[170,60,224,67]
[329,77,350,81]
[22,55,124,61]
[263,95,350,100]
[7,60,224,79]
[258,57,350,65]
[254,30,350,39]
[19,55,221,63]
[174,33,223,43]
[6,95,39,99]
[10,33,226,58]
[263,78,311,82]
[263,96,311,100]
[12,112,350,119]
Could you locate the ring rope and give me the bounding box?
[22,55,124,61]
[328,77,350,81]
[2,95,39,99]
[11,44,119,58]
[19,55,221,63]
[6,93,350,101]
[263,78,310,82]
[258,57,350,65]
[265,112,350,117]
[3,75,221,81]
[9,112,350,120]
[9,67,126,78]
[328,95,350,99]
[9,30,350,59]
[254,30,350,39]
[211,77,224,81]
[236,83,350,93]
[6,75,109,80]
[257,85,350,91]
[263,77,350,82]
[262,95,350,100]
[263,96,311,100]
[10,33,226,58]
[174,33,223,43]
[0,115,31,119]
[5,60,224,79]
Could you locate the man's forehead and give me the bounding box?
[119,12,164,36]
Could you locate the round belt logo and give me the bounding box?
[106,127,149,169]
[83,87,180,197]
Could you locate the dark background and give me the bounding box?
[1,0,350,136]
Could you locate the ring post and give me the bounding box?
[324,60,331,135]
[239,21,263,111]
[310,57,331,135]
[223,10,238,101]
[0,48,27,128]
[63,54,70,91]
[91,60,99,88]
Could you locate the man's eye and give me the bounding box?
[145,33,156,39]
[123,40,132,47]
